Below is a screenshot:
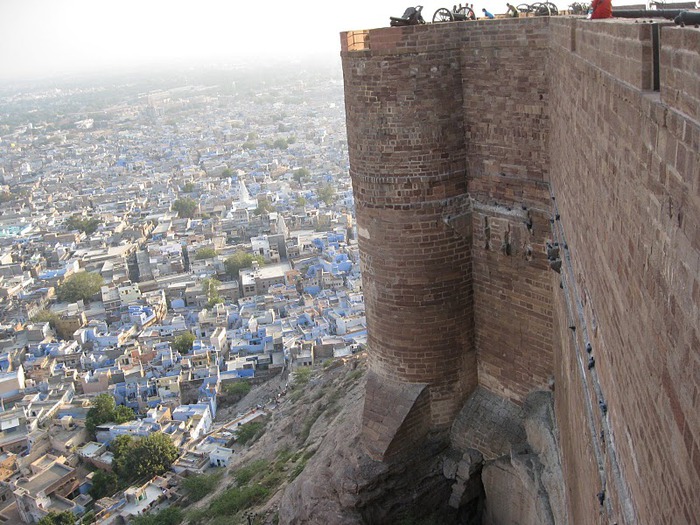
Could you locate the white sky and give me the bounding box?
[0,0,647,81]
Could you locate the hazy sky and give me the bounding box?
[1,0,644,80]
[0,0,394,80]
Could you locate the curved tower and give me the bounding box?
[342,27,477,459]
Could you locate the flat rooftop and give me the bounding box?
[17,462,72,494]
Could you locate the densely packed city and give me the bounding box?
[0,61,364,524]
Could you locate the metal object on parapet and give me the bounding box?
[612,8,686,17]
[432,5,476,22]
[390,5,426,26]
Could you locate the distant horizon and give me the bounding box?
[1,0,665,83]
[0,53,344,89]
[0,0,382,82]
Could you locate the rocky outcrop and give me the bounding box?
[279,385,565,525]
[477,391,566,525]
[279,396,458,525]
[482,446,555,525]
[522,391,567,524]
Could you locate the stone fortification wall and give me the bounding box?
[341,15,699,523]
[341,19,557,463]
[459,19,555,404]
[549,18,700,524]
[342,23,476,449]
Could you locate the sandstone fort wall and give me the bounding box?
[341,17,699,523]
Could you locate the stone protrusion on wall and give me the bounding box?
[451,387,526,460]
[361,370,430,461]
[522,391,567,525]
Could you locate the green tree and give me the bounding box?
[110,434,134,457]
[224,252,264,278]
[293,168,309,185]
[128,433,179,481]
[56,271,104,303]
[254,200,275,216]
[272,137,288,150]
[202,277,222,307]
[113,405,136,424]
[296,195,307,207]
[37,511,75,525]
[317,184,336,206]
[86,394,134,436]
[0,192,14,203]
[171,197,198,218]
[236,421,266,445]
[223,381,251,397]
[85,393,116,436]
[172,332,195,354]
[220,168,233,178]
[65,215,101,235]
[182,182,196,193]
[89,470,118,500]
[110,434,135,480]
[194,247,217,260]
[30,309,59,330]
[293,367,312,388]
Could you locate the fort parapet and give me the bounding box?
[341,17,699,524]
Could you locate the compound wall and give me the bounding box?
[341,15,700,523]
[549,18,700,524]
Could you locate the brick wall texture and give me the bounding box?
[341,17,699,524]
[549,18,700,525]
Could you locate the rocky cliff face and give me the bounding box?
[185,354,564,525]
[275,361,565,525]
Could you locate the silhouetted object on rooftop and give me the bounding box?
[520,2,560,15]
[433,4,476,21]
[390,5,426,26]
[612,7,685,17]
[652,1,696,8]
[675,10,700,24]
